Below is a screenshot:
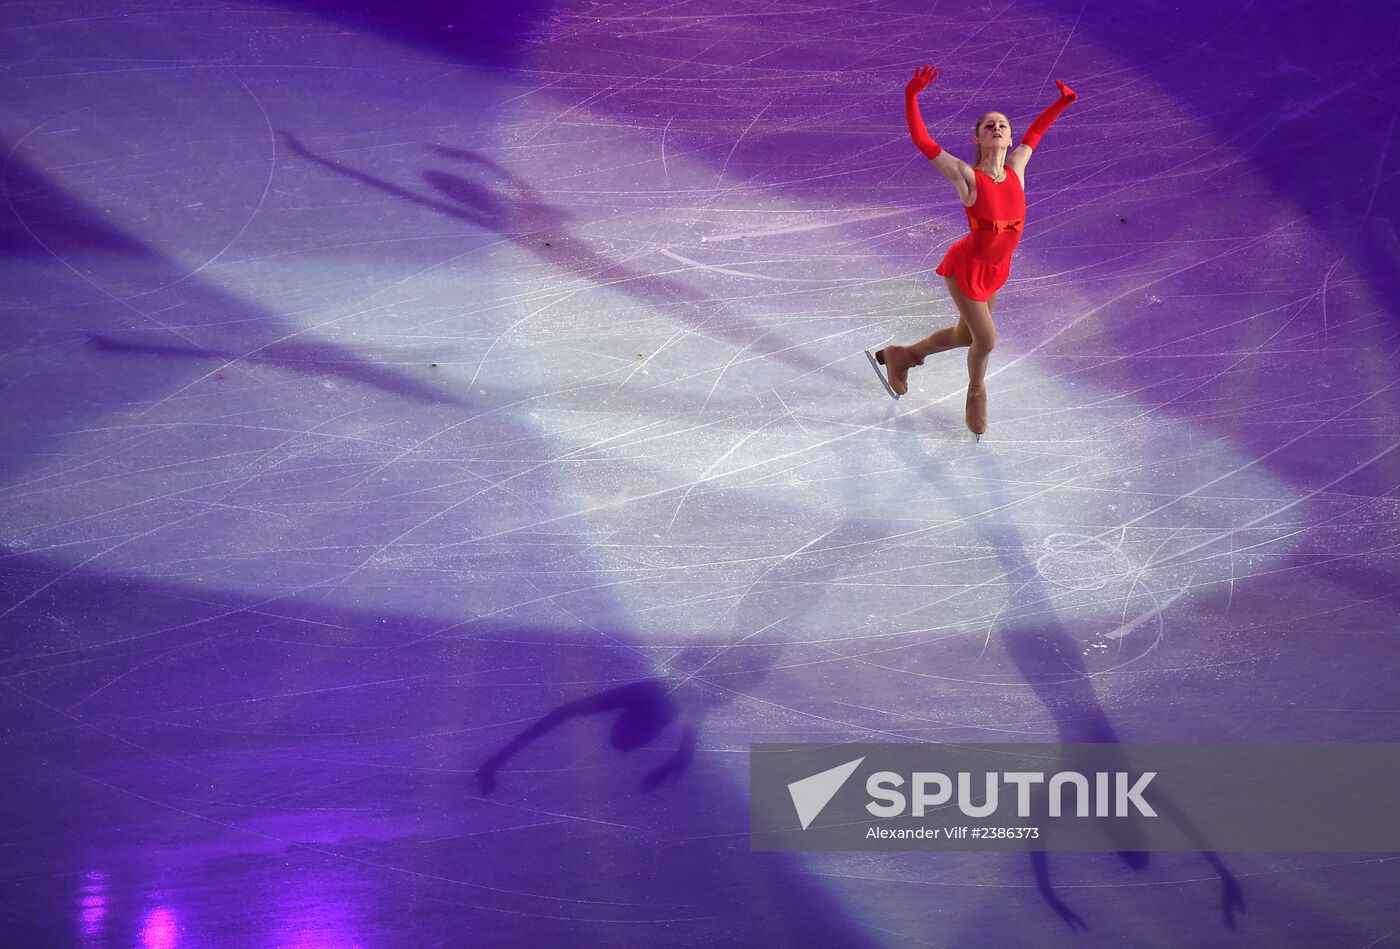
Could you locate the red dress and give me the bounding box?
[935,167,1026,302]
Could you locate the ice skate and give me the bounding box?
[874,346,917,397]
[965,383,987,437]
[864,349,900,400]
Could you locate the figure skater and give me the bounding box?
[866,65,1079,438]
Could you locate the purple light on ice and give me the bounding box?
[139,905,180,949]
[279,935,366,949]
[271,881,366,949]
[78,871,108,938]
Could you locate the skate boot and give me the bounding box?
[965,383,988,438]
[875,345,921,396]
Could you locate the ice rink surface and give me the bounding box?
[2,0,1399,945]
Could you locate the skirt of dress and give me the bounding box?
[935,237,1011,303]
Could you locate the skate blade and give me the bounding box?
[863,350,900,401]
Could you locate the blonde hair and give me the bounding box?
[972,111,1011,168]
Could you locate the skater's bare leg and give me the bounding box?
[942,277,997,386]
[904,282,998,359]
[878,286,999,396]
[907,319,970,359]
[942,277,997,434]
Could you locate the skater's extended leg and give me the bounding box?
[907,318,972,360]
[873,286,998,398]
[879,313,972,395]
[904,280,999,360]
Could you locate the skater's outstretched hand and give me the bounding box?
[905,64,938,98]
[639,726,697,792]
[1055,79,1079,102]
[639,755,687,792]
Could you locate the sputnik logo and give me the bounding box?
[787,757,864,830]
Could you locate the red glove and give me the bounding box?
[1021,79,1078,150]
[904,65,943,160]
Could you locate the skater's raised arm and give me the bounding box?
[1019,79,1079,152]
[904,65,942,158]
[904,65,967,182]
